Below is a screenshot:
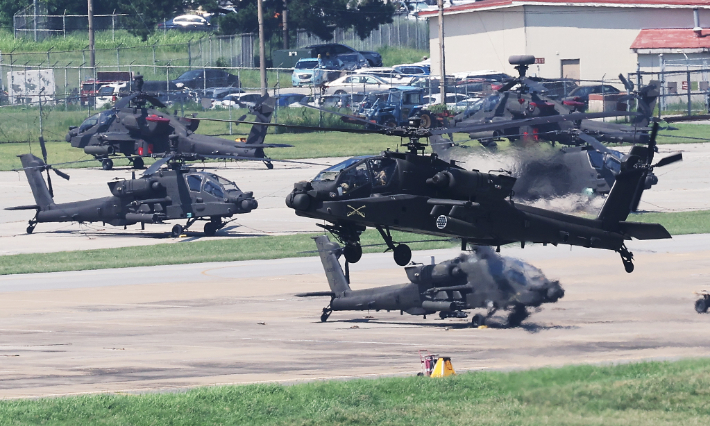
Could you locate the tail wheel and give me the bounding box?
[171,224,184,238]
[471,314,486,327]
[204,222,217,236]
[343,244,362,263]
[393,244,411,266]
[419,113,432,129]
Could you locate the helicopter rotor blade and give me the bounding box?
[143,154,174,176]
[52,167,71,181]
[38,136,49,164]
[192,117,377,134]
[653,152,683,168]
[619,73,635,92]
[300,103,390,129]
[46,170,54,198]
[575,131,613,154]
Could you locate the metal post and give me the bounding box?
[112,11,115,42]
[33,0,37,42]
[282,0,289,49]
[152,44,156,73]
[64,63,68,109]
[63,12,66,39]
[437,0,446,106]
[187,40,192,70]
[167,63,170,91]
[116,44,121,70]
[88,0,95,69]
[659,54,665,117]
[258,0,267,96]
[687,69,692,116]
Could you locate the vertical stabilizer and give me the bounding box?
[313,235,351,296]
[632,80,660,127]
[19,154,54,210]
[246,96,276,145]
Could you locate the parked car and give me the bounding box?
[199,87,244,101]
[565,84,621,111]
[323,74,394,95]
[95,82,128,108]
[321,93,368,109]
[157,14,211,31]
[306,43,383,67]
[528,78,578,100]
[423,93,477,108]
[274,93,305,107]
[213,93,263,109]
[393,64,430,75]
[355,67,417,85]
[291,57,343,87]
[337,53,369,71]
[171,69,239,90]
[348,87,429,128]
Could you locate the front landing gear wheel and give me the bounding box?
[618,245,634,274]
[471,314,486,327]
[321,308,332,322]
[26,224,35,234]
[204,222,217,236]
[507,304,529,328]
[623,261,634,273]
[343,244,362,263]
[393,244,411,266]
[696,298,708,314]
[101,158,114,170]
[171,224,183,238]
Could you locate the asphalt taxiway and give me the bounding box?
[1,234,709,399]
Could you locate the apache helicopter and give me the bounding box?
[6,137,259,237]
[65,75,290,170]
[298,235,564,327]
[445,55,660,148]
[285,120,681,272]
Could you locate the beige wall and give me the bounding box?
[428,7,526,76]
[429,5,710,81]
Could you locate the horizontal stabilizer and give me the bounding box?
[5,205,39,211]
[619,221,671,240]
[295,291,336,298]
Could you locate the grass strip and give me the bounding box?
[1,358,710,424]
[1,210,709,276]
[0,230,455,276]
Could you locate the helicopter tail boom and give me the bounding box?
[18,154,55,211]
[313,235,351,296]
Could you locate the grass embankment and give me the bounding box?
[0,230,454,276]
[1,210,708,276]
[1,359,710,424]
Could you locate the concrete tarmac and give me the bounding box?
[0,234,709,399]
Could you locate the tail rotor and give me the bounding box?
[37,137,70,197]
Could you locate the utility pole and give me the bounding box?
[437,0,446,106]
[258,0,267,96]
[282,0,289,49]
[33,0,38,42]
[88,0,95,69]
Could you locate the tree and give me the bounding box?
[218,0,395,41]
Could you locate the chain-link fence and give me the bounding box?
[629,59,710,118]
[295,17,429,52]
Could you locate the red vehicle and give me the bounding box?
[80,71,132,106]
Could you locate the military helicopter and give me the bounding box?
[298,235,564,327]
[65,75,290,170]
[285,120,681,272]
[446,55,660,148]
[6,136,259,237]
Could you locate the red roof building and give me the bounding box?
[631,28,710,52]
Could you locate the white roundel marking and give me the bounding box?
[436,215,448,230]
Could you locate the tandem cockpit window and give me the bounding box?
[337,161,370,195]
[313,156,368,182]
[204,180,224,199]
[211,174,239,192]
[187,175,203,192]
[78,110,115,133]
[368,157,396,187]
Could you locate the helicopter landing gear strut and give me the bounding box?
[204,217,225,236]
[471,302,498,327]
[618,244,634,273]
[131,157,144,169]
[26,218,37,234]
[172,218,197,238]
[377,226,411,266]
[320,307,332,322]
[317,223,365,263]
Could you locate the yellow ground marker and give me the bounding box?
[430,357,456,377]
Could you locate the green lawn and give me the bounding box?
[1,210,708,276]
[1,358,710,425]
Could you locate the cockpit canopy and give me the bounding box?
[78,110,116,133]
[185,172,241,199]
[312,155,398,196]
